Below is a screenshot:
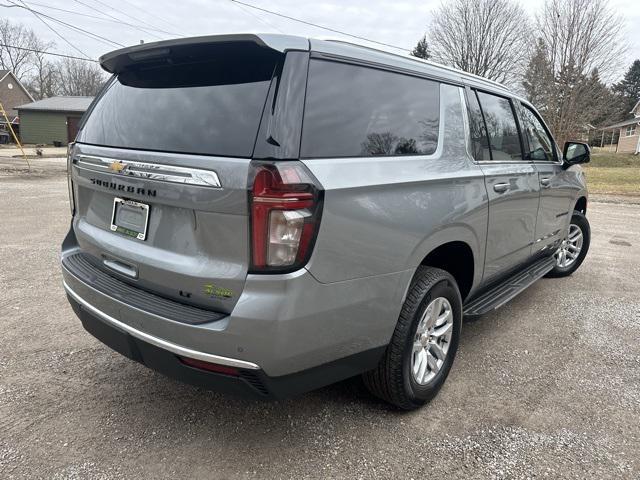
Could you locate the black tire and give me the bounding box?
[362,266,462,410]
[545,211,590,278]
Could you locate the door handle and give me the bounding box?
[493,183,509,193]
[540,178,551,187]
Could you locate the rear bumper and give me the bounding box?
[64,280,258,370]
[66,287,384,399]
[61,225,413,394]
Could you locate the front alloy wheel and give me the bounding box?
[554,223,584,269]
[546,210,590,278]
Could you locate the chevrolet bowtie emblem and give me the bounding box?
[109,161,126,173]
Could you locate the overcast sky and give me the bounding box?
[3,0,639,79]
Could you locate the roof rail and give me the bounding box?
[322,38,509,91]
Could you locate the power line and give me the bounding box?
[118,0,177,33]
[25,1,172,38]
[3,0,124,48]
[228,0,412,52]
[0,43,98,62]
[69,0,163,40]
[13,0,91,59]
[86,0,180,37]
[225,0,284,34]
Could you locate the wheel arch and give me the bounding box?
[574,195,587,214]
[408,230,480,302]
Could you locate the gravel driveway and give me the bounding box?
[1,166,639,479]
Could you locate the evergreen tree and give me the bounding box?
[613,60,640,117]
[411,36,430,60]
[584,69,618,128]
[522,38,554,114]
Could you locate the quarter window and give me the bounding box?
[519,104,556,161]
[301,60,440,158]
[467,90,491,161]
[475,91,523,161]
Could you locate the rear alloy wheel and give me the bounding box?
[411,297,454,385]
[363,266,462,410]
[546,210,590,278]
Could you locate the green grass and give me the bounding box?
[588,151,638,168]
[583,152,640,195]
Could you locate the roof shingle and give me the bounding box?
[16,96,94,113]
[601,117,640,130]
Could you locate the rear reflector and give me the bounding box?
[178,356,240,376]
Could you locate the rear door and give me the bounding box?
[467,89,540,282]
[517,102,574,255]
[69,41,285,313]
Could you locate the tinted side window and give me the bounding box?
[467,90,491,161]
[301,60,439,158]
[476,92,523,161]
[519,105,556,161]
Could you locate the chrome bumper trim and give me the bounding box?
[63,280,260,370]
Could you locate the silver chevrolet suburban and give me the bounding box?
[61,34,590,410]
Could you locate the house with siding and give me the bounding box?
[16,96,94,145]
[600,100,640,154]
[0,70,33,119]
[0,70,34,142]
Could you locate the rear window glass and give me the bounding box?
[301,60,440,158]
[78,57,275,157]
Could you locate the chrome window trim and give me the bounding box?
[63,280,260,370]
[475,160,534,165]
[73,154,222,188]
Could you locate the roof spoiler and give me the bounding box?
[99,34,309,74]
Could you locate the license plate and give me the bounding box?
[110,197,150,241]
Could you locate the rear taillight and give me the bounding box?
[249,162,323,273]
[67,142,75,215]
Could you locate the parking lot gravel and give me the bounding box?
[1,164,639,479]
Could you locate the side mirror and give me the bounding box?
[563,141,590,168]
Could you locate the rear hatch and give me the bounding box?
[69,37,285,313]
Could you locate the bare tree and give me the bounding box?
[23,37,58,99]
[0,19,39,81]
[538,0,624,83]
[427,0,530,85]
[56,58,107,96]
[535,0,626,145]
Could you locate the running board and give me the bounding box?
[463,256,556,316]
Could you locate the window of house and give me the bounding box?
[626,125,637,137]
[519,104,556,161]
[301,60,440,158]
[475,91,523,161]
